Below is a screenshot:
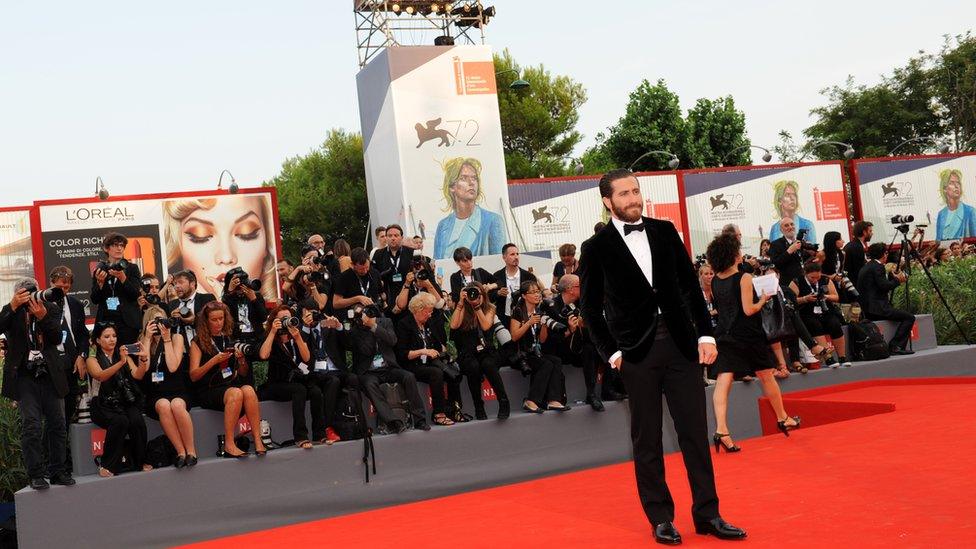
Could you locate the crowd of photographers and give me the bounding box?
[2,225,628,489]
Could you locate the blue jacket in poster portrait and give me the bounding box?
[433,205,506,259]
[936,202,976,241]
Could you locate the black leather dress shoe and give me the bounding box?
[694,517,747,540]
[49,472,76,486]
[29,478,50,490]
[891,348,915,355]
[654,521,682,545]
[586,394,605,412]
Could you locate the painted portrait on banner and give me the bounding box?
[433,156,506,259]
[935,168,976,240]
[768,179,817,242]
[162,193,278,301]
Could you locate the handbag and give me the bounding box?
[760,293,797,343]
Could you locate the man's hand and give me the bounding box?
[358,295,374,306]
[567,315,582,332]
[610,354,622,370]
[698,342,718,365]
[26,299,47,320]
[137,295,148,309]
[787,241,802,254]
[242,286,257,302]
[322,315,341,330]
[497,287,509,297]
[9,288,30,311]
[361,315,377,329]
[111,268,127,283]
[74,356,86,377]
[94,269,108,286]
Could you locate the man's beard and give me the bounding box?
[611,202,642,223]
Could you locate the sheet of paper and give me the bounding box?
[751,273,780,296]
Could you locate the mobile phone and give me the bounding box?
[796,228,808,241]
[123,343,141,354]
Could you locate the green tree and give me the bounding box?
[495,49,587,179]
[263,129,368,260]
[683,96,751,167]
[929,32,976,150]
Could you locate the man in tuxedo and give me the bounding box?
[166,270,215,345]
[48,266,90,470]
[842,220,873,283]
[578,169,745,544]
[492,243,536,330]
[1,279,75,489]
[90,232,143,344]
[768,217,813,286]
[856,243,915,355]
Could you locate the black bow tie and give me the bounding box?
[623,223,645,235]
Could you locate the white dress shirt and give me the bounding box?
[607,217,715,366]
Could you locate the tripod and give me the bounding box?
[895,227,971,346]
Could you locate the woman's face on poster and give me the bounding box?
[945,175,962,201]
[450,164,480,207]
[779,185,798,215]
[178,196,268,296]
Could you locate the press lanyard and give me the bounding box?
[359,276,370,296]
[389,251,401,271]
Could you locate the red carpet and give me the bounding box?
[182,380,976,547]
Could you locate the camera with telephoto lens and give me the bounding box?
[561,303,581,320]
[311,248,332,266]
[152,317,175,331]
[891,214,915,225]
[309,310,327,323]
[694,253,708,269]
[540,314,567,332]
[839,276,859,298]
[223,340,253,356]
[349,303,381,326]
[226,267,262,292]
[412,257,433,282]
[277,315,301,335]
[96,259,129,273]
[20,284,64,308]
[796,229,820,252]
[463,286,481,301]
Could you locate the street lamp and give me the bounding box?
[722,145,773,166]
[218,169,239,194]
[628,150,680,171]
[887,137,950,156]
[495,68,529,90]
[95,176,109,200]
[798,140,856,162]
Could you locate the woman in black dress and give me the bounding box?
[139,306,196,467]
[509,280,569,414]
[86,322,150,477]
[449,281,510,420]
[189,301,266,458]
[706,233,800,452]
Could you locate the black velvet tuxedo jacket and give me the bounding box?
[578,217,713,364]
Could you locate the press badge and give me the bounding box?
[813,306,823,314]
[392,273,402,283]
[105,297,120,311]
[28,350,42,361]
[57,330,68,352]
[371,354,384,369]
[221,366,233,379]
[314,358,334,372]
[151,370,165,383]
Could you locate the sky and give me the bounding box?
[2,1,973,205]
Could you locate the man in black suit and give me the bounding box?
[166,270,216,345]
[856,243,915,355]
[48,266,90,471]
[492,243,536,330]
[842,220,873,283]
[371,224,414,314]
[0,279,75,489]
[90,232,143,344]
[578,169,744,544]
[768,217,814,286]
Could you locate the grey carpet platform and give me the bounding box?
[17,343,969,547]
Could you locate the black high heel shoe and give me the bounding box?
[777,416,801,437]
[712,433,741,453]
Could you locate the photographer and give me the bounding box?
[856,243,915,355]
[371,224,414,310]
[137,273,162,311]
[300,306,348,444]
[551,243,579,289]
[843,221,873,283]
[789,262,851,367]
[189,301,267,457]
[0,279,75,489]
[283,246,332,312]
[543,274,616,412]
[138,306,196,468]
[822,231,858,304]
[393,255,445,319]
[396,293,463,425]
[449,246,497,305]
[86,321,150,477]
[768,218,816,287]
[449,282,510,420]
[222,266,269,350]
[334,248,384,319]
[257,306,325,449]
[509,280,569,414]
[90,232,143,344]
[493,243,536,330]
[166,270,216,347]
[48,266,90,470]
[346,304,431,433]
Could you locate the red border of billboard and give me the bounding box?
[30,187,282,284]
[849,151,976,245]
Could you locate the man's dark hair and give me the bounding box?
[141,273,158,282]
[173,269,197,285]
[385,224,403,236]
[803,261,823,274]
[300,245,316,258]
[101,231,128,251]
[501,243,518,256]
[375,226,387,237]
[49,265,73,283]
[705,233,741,273]
[867,242,888,260]
[453,247,473,262]
[278,258,294,267]
[350,247,370,265]
[594,221,606,234]
[852,220,874,239]
[598,169,636,200]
